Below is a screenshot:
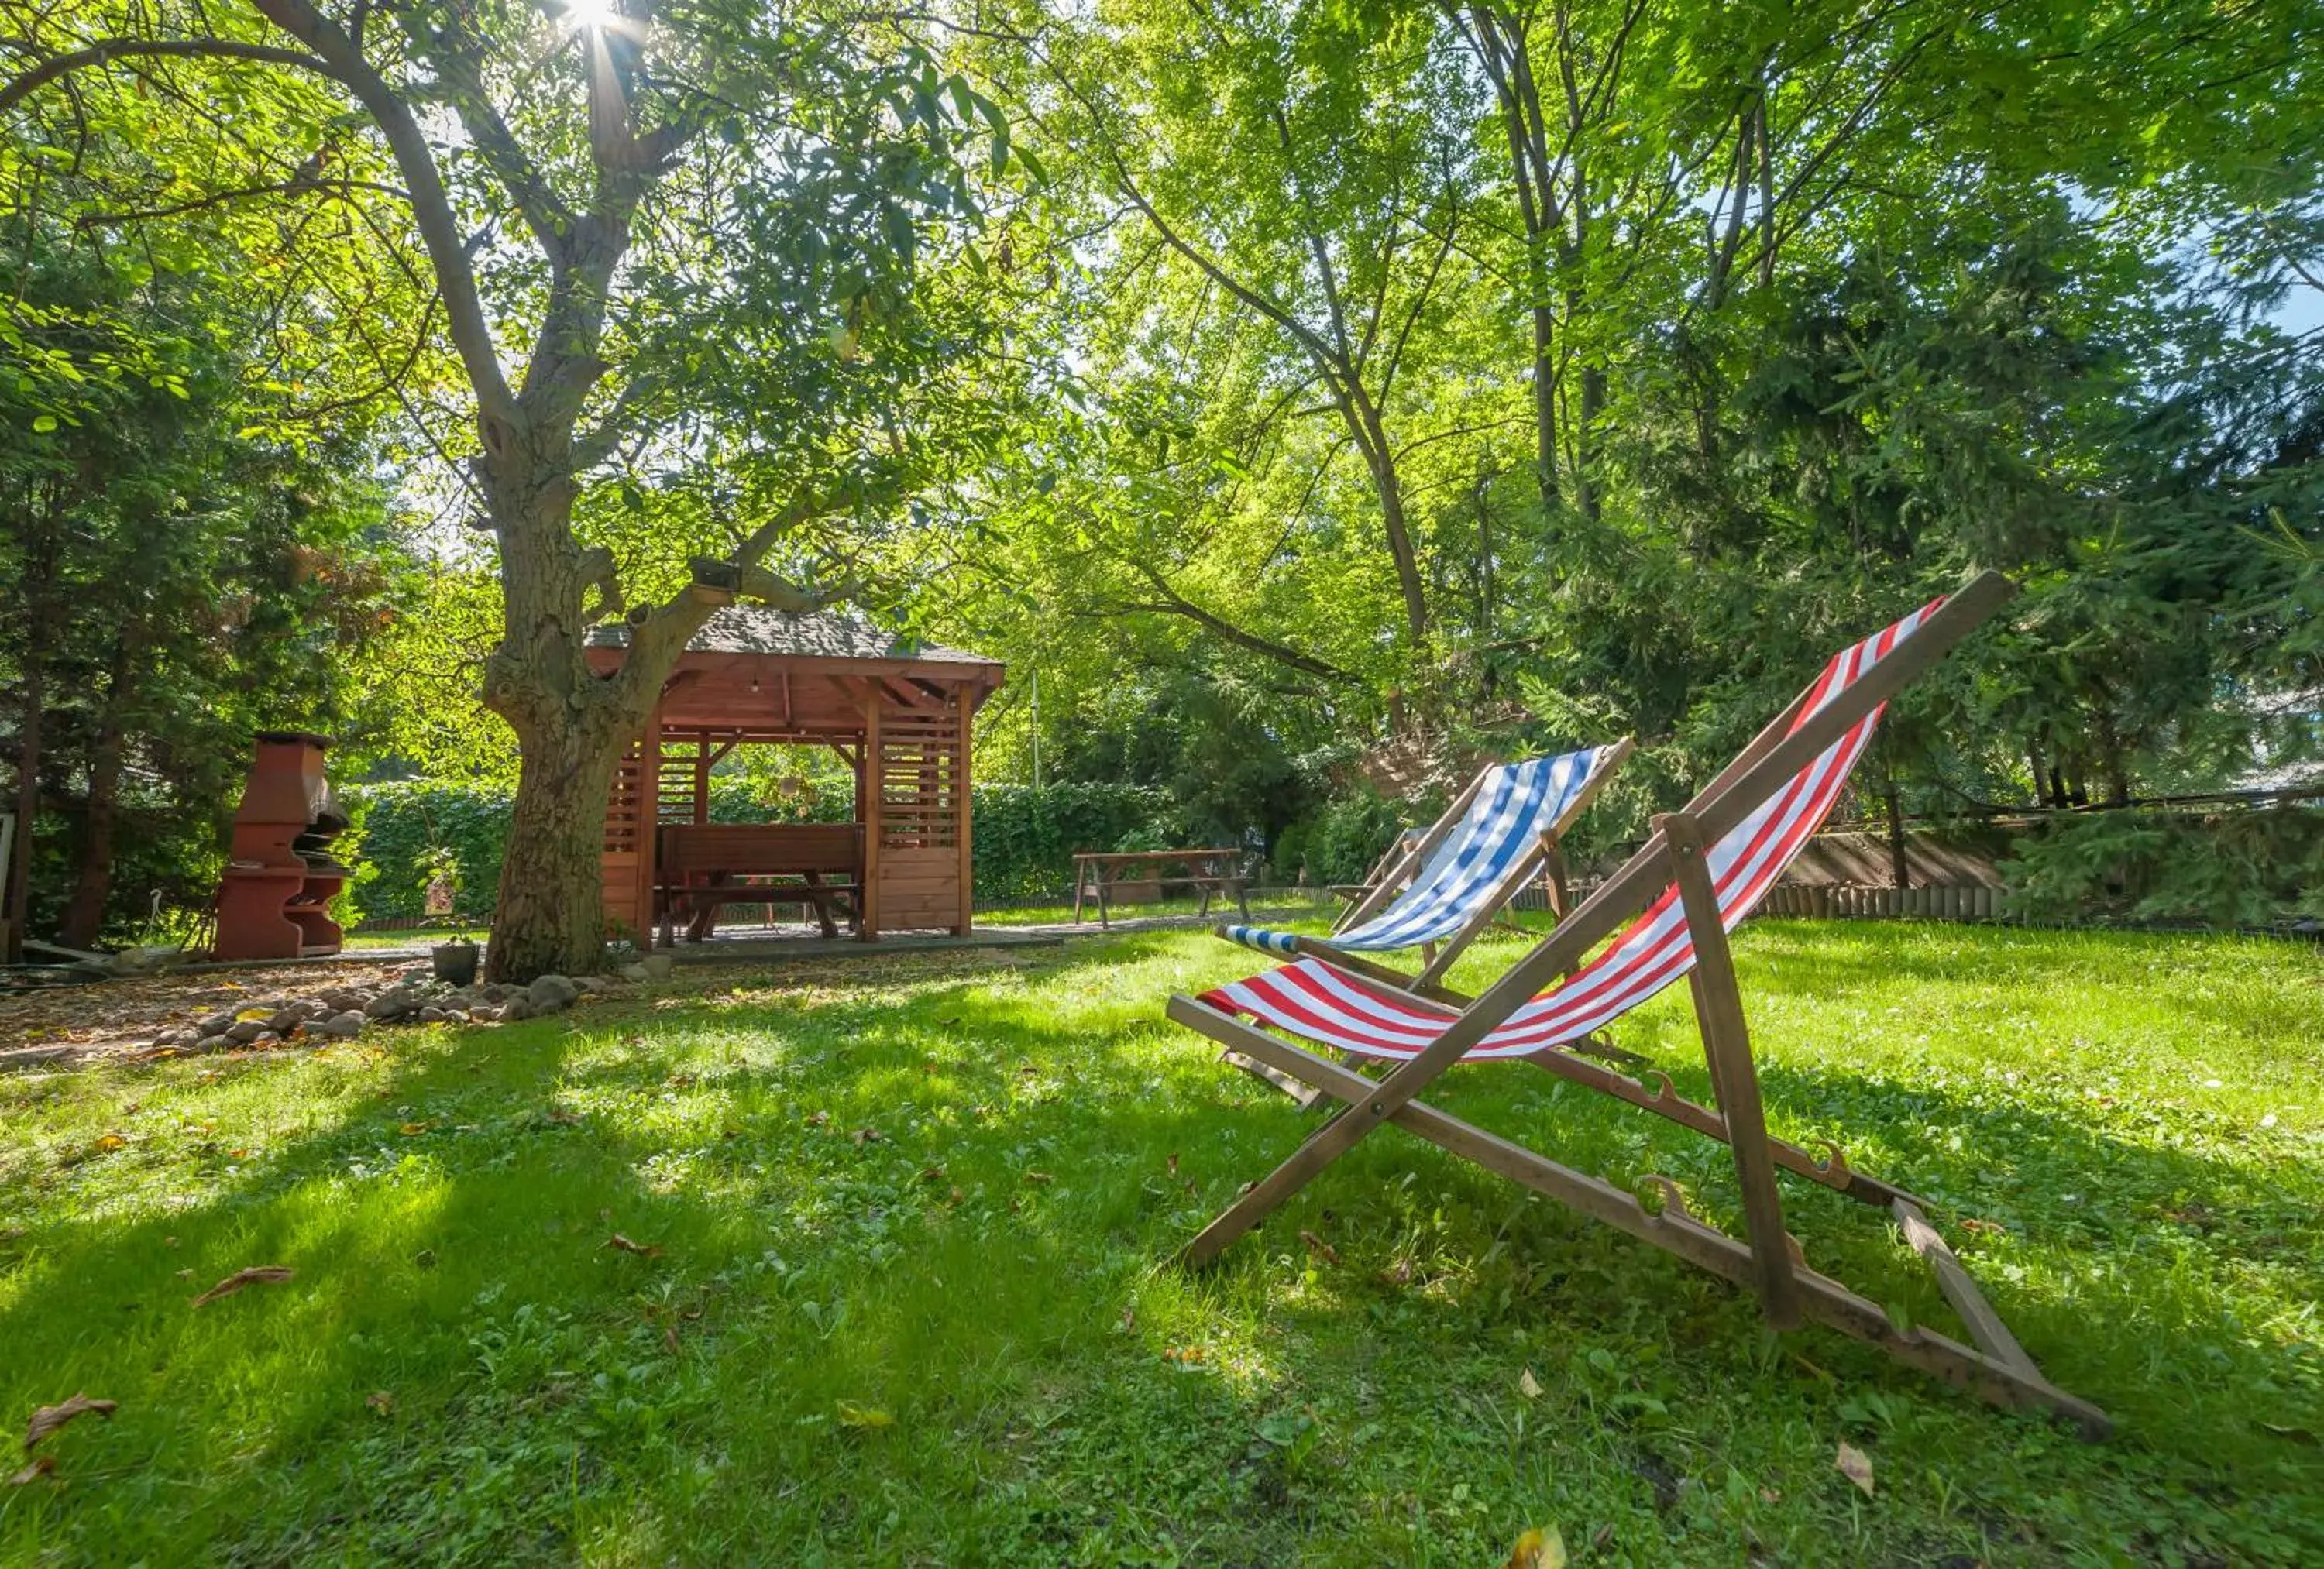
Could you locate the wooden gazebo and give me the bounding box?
[586,607,1004,945]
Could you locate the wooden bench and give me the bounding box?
[1071,848,1249,929]
[655,822,863,945]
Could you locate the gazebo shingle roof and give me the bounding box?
[584,606,991,665]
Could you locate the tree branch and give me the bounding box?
[1126,560,1359,684]
[246,0,518,423]
[426,14,575,260]
[0,38,325,116]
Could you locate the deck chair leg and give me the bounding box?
[1171,992,1480,1267]
[1893,1198,2042,1380]
[1521,1050,1917,1208]
[1219,1048,1325,1110]
[1540,839,1583,976]
[1179,995,2109,1437]
[1662,812,1803,1331]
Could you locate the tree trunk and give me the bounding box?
[475,421,672,982]
[1349,390,1429,644]
[5,653,40,960]
[1528,300,1559,515]
[58,729,124,949]
[5,502,60,960]
[1575,362,1605,523]
[488,718,627,980]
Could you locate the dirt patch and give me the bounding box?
[0,960,429,1067]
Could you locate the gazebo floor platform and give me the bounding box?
[651,902,1322,962]
[653,925,1062,964]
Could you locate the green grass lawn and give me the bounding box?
[2,922,2319,1564]
[339,925,490,952]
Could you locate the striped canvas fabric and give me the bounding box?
[1221,747,1615,956]
[1201,598,1941,1059]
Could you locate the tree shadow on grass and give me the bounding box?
[0,946,1318,1562]
[3,932,2320,1564]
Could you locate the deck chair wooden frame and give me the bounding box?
[1266,739,1635,1004]
[1167,572,2109,1437]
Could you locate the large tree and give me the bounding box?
[2,0,1002,977]
[923,0,2319,874]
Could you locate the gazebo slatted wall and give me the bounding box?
[586,607,1003,946]
[601,740,649,930]
[869,689,969,932]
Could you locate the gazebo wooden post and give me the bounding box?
[955,688,974,936]
[637,702,662,950]
[860,689,882,941]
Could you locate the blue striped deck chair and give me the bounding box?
[1221,739,1632,998]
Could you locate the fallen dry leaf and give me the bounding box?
[1835,1440,1875,1498]
[7,1456,55,1486]
[1022,1171,1054,1186]
[1505,1525,1567,1569]
[397,1121,430,1136]
[1519,1367,1544,1400]
[24,1393,116,1450]
[190,1267,294,1307]
[1298,1230,1340,1265]
[850,1127,881,1145]
[366,1392,395,1416]
[603,1234,665,1258]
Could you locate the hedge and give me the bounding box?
[342,777,1183,924]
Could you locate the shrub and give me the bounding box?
[2000,804,2324,926]
[342,781,514,923]
[970,783,1182,904]
[1291,788,1408,889]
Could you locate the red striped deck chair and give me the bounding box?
[1166,572,2109,1436]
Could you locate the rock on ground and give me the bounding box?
[527,974,579,1012]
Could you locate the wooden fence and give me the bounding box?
[1751,883,2003,921]
[1524,879,2006,923]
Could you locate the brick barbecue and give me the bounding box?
[213,732,352,961]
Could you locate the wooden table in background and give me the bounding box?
[1071,849,1250,929]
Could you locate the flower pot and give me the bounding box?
[431,941,480,987]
